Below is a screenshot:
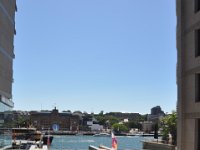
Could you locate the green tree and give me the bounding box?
[96,115,119,127]
[112,123,129,133]
[108,116,119,126]
[161,111,177,145]
[99,110,104,116]
[10,116,30,128]
[140,114,148,121]
[96,116,107,125]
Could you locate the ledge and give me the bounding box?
[143,141,176,150]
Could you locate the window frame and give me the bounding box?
[195,73,200,102]
[195,0,200,13]
[195,29,200,57]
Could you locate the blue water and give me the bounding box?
[0,134,12,148]
[50,135,153,150]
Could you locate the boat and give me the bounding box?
[12,128,42,141]
[42,135,53,145]
[7,128,52,149]
[4,140,47,150]
[93,133,111,137]
[28,144,48,150]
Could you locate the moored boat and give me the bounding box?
[93,133,111,137]
[12,128,42,141]
[42,135,53,145]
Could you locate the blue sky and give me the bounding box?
[13,0,177,114]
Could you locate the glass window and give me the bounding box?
[195,0,200,13]
[195,29,200,57]
[0,102,13,148]
[196,119,200,150]
[195,74,200,102]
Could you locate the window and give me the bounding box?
[195,0,200,13]
[195,29,200,57]
[195,74,200,102]
[196,119,200,150]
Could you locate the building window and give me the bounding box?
[195,74,200,102]
[196,119,200,150]
[195,0,200,13]
[195,29,200,57]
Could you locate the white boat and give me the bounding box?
[29,144,48,150]
[93,133,111,137]
[5,128,50,150]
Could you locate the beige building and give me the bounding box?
[142,121,153,133]
[0,0,16,111]
[177,0,200,149]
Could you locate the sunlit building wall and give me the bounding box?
[177,0,200,149]
[0,0,16,148]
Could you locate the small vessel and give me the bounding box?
[93,133,111,137]
[8,128,51,149]
[5,140,46,150]
[28,144,48,150]
[12,128,42,141]
[42,135,53,145]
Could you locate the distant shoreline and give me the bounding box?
[49,131,162,137]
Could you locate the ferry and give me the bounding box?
[12,128,41,141]
[3,128,52,149]
[42,134,53,145]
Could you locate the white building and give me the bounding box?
[87,121,103,131]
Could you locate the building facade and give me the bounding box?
[0,0,16,116]
[0,0,16,148]
[30,108,80,131]
[147,106,165,123]
[177,0,200,149]
[142,121,153,133]
[150,106,164,116]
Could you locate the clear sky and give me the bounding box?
[13,0,177,114]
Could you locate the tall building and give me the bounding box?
[0,0,17,148]
[177,0,200,149]
[150,106,164,116]
[0,0,16,111]
[147,106,165,124]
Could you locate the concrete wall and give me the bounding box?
[143,142,175,150]
[177,0,200,149]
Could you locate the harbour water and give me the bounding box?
[50,135,154,150]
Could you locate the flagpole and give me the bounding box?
[111,131,118,150]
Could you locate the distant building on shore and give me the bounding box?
[30,107,80,131]
[140,106,164,133]
[87,118,103,131]
[142,121,153,133]
[147,106,165,123]
[177,0,200,149]
[150,106,164,116]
